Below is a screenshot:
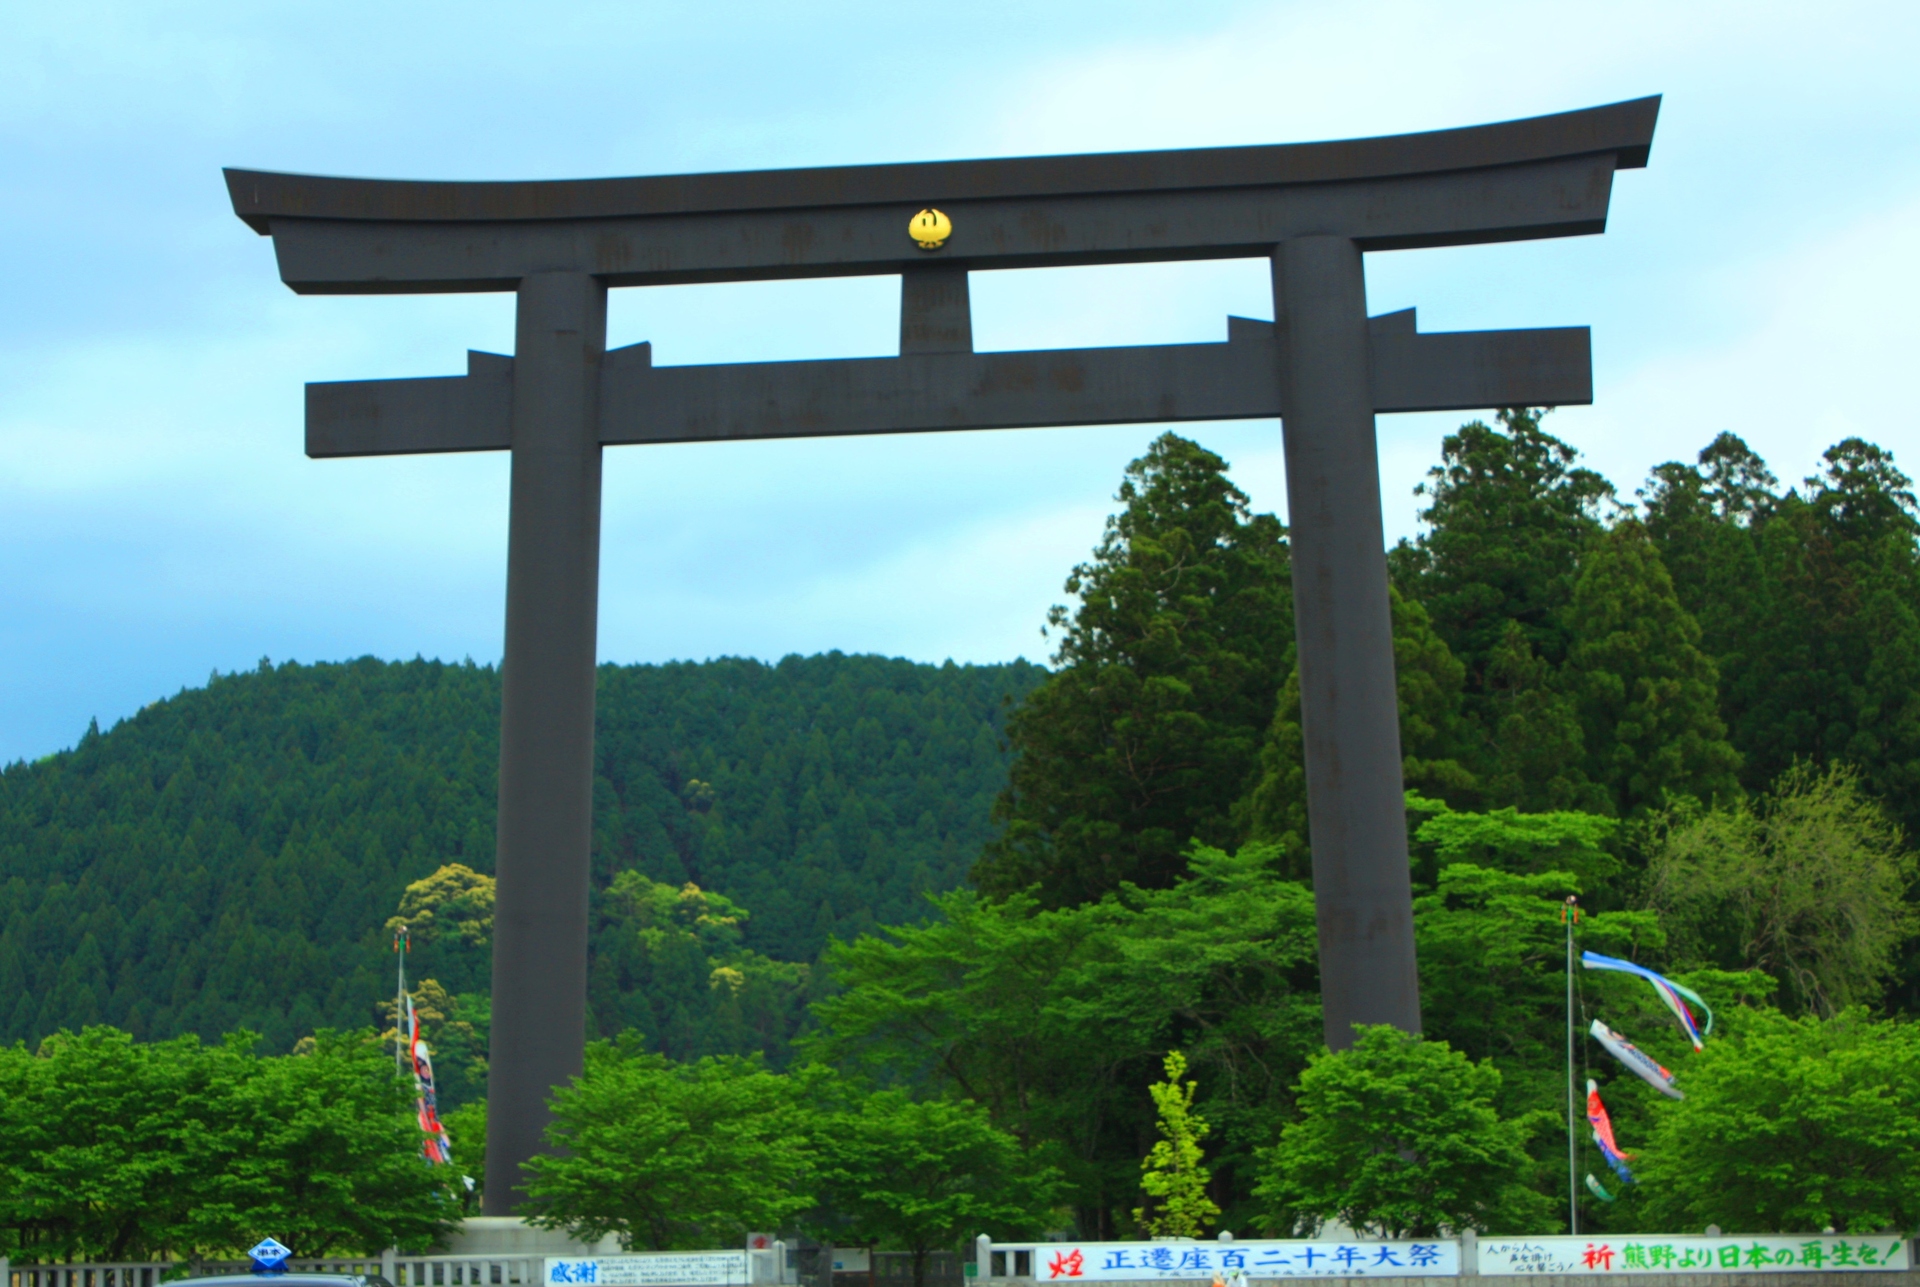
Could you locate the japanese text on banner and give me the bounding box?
[1478,1236,1911,1275]
[1015,1240,1455,1280]
[546,1254,751,1286]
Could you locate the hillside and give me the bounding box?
[8,417,1919,1081]
[0,653,1044,1055]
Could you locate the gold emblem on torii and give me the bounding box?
[909,208,951,250]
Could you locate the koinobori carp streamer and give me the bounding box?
[1590,1018,1684,1099]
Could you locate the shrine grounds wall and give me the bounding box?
[981,1279,1920,1287]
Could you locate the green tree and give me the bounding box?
[1559,520,1742,816]
[1408,796,1620,890]
[1238,588,1475,872]
[1643,763,1916,1015]
[1391,408,1614,704]
[381,980,490,1128]
[1254,1026,1552,1238]
[181,1029,454,1257]
[1132,1050,1219,1237]
[387,864,496,948]
[1389,591,1479,806]
[1637,1008,1920,1234]
[0,1026,450,1261]
[0,1028,202,1260]
[524,1044,815,1249]
[441,1099,486,1213]
[814,1090,1062,1287]
[1639,432,1775,737]
[975,433,1293,905]
[591,871,811,1066]
[1477,621,1598,813]
[605,871,749,950]
[809,843,1320,1237]
[1414,860,1658,1119]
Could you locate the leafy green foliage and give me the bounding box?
[440,1098,486,1212]
[975,434,1292,905]
[1417,863,1658,1118]
[1132,1050,1219,1237]
[590,871,814,1066]
[12,412,1920,1246]
[1255,1026,1553,1238]
[194,1029,456,1257]
[593,655,1040,958]
[524,1044,817,1249]
[389,864,495,948]
[1644,763,1915,1015]
[1636,1008,1920,1233]
[1476,621,1595,813]
[0,1026,451,1261]
[813,1089,1062,1284]
[0,653,1039,1060]
[809,842,1320,1237]
[1408,796,1619,891]
[378,978,490,1118]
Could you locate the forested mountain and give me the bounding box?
[0,654,1043,1057]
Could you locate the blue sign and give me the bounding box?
[249,1238,293,1274]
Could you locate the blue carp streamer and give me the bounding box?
[1582,951,1713,1050]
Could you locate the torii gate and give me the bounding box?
[226,95,1658,1210]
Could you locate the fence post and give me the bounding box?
[975,1236,990,1283]
[382,1250,397,1283]
[1460,1231,1478,1278]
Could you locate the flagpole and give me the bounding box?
[395,924,408,1075]
[1564,895,1578,1236]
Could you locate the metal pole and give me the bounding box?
[1270,235,1421,1049]
[394,928,406,1075]
[1566,895,1578,1235]
[483,270,608,1213]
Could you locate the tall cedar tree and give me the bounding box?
[973,434,1292,905]
[1476,620,1595,813]
[1560,519,1742,816]
[1390,409,1614,710]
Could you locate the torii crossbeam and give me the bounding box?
[227,94,1658,1210]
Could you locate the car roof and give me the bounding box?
[167,1277,389,1287]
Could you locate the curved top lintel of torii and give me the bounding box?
[224,96,1659,235]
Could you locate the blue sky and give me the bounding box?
[3,0,1917,763]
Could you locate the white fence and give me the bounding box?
[0,1254,545,1287]
[0,1249,801,1287]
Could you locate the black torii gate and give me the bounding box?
[226,95,1658,1211]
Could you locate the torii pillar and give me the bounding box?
[224,94,1658,1209]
